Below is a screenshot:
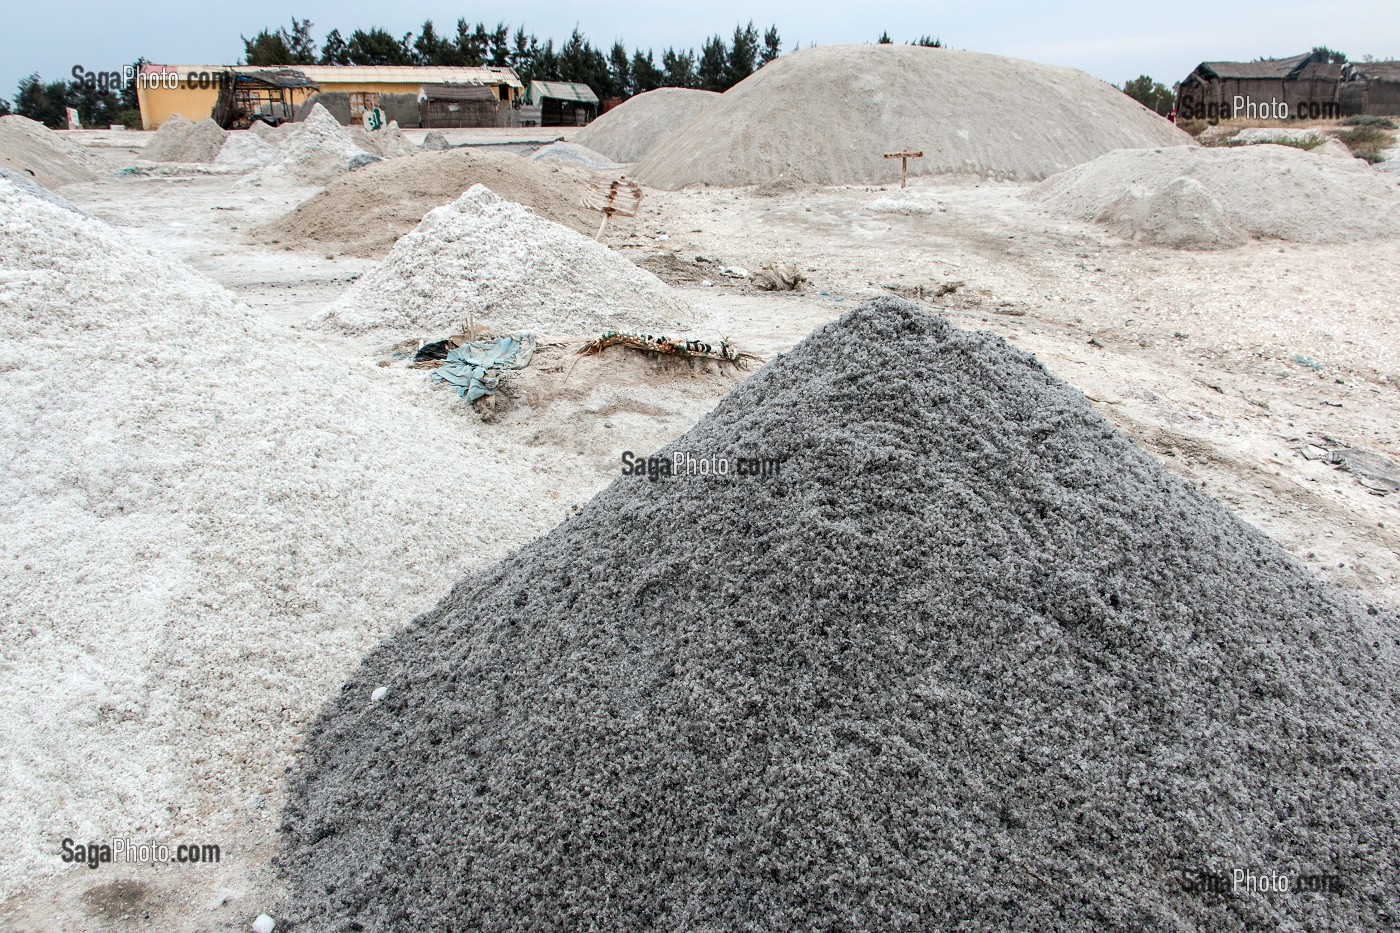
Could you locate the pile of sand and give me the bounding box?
[0,174,594,898]
[634,45,1193,189]
[0,115,102,188]
[573,88,720,162]
[422,131,450,151]
[530,141,622,170]
[283,298,1400,931]
[1029,144,1400,248]
[349,121,418,159]
[318,184,695,339]
[214,132,277,168]
[253,104,372,185]
[144,115,228,163]
[248,120,287,145]
[260,147,596,256]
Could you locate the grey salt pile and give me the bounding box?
[283,298,1400,931]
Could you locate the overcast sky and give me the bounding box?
[6,0,1398,101]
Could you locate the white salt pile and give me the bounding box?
[319,184,695,338]
[260,148,596,256]
[248,120,285,145]
[1232,127,1324,146]
[866,191,942,214]
[214,132,277,168]
[253,104,372,185]
[421,131,451,151]
[373,121,419,158]
[529,141,622,170]
[1029,144,1400,248]
[144,115,228,163]
[283,298,1400,931]
[0,175,593,899]
[573,88,720,163]
[0,115,102,188]
[635,45,1193,189]
[345,120,417,160]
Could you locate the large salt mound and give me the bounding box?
[319,184,693,338]
[1029,144,1400,247]
[0,177,586,896]
[635,46,1192,188]
[144,114,228,162]
[254,103,371,185]
[573,87,720,163]
[261,149,596,256]
[284,298,1400,931]
[0,115,101,188]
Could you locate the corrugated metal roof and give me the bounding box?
[141,63,523,89]
[527,81,599,105]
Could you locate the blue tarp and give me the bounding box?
[430,334,536,403]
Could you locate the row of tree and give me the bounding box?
[242,20,911,98]
[0,70,142,129]
[2,22,951,128]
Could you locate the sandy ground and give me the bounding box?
[3,138,1398,930]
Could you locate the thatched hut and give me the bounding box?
[1176,52,1343,122]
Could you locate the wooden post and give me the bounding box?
[883,150,924,189]
[582,176,643,241]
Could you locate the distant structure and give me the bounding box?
[1176,51,1400,121]
[525,81,600,127]
[1175,52,1343,122]
[1341,61,1400,116]
[136,64,523,129]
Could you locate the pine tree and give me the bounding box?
[632,50,664,93]
[320,29,350,65]
[608,42,632,97]
[661,48,697,88]
[698,35,728,90]
[761,26,782,65]
[727,22,759,86]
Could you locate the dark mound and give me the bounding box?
[282,298,1400,932]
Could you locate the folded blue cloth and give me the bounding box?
[430,334,536,403]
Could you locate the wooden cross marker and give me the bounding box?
[582,176,644,240]
[884,150,924,189]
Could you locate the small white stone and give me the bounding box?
[252,914,276,933]
[371,686,388,702]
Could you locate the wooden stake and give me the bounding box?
[884,150,924,189]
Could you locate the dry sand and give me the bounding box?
[214,133,277,168]
[530,141,623,170]
[574,87,720,163]
[0,173,610,920]
[4,72,1400,933]
[635,46,1193,189]
[248,104,371,186]
[0,116,102,188]
[283,298,1400,931]
[1028,144,1400,247]
[143,115,228,163]
[259,147,597,256]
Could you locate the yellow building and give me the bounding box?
[135,64,524,129]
